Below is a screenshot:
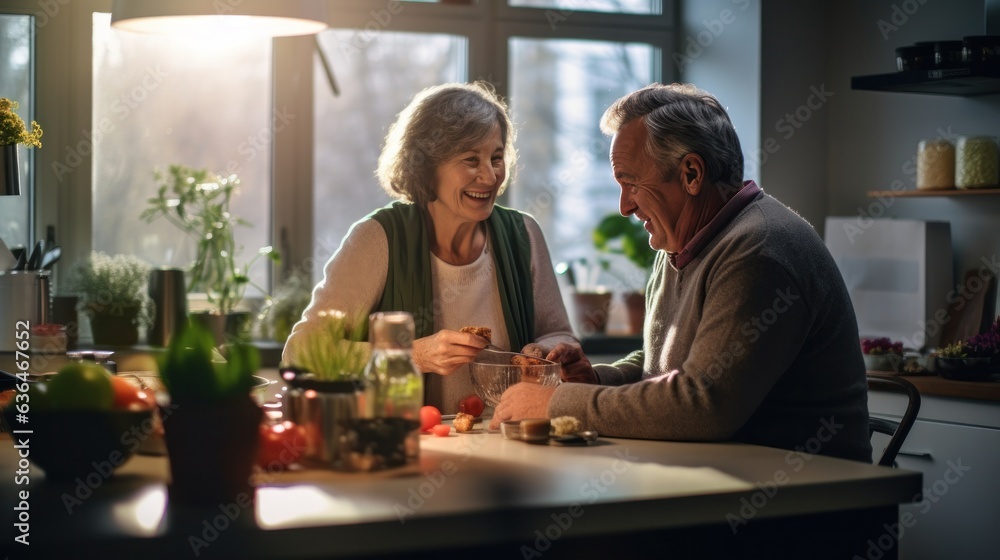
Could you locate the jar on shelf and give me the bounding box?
[916,139,955,190]
[955,135,999,189]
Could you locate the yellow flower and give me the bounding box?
[0,97,43,148]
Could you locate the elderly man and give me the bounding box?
[492,83,871,463]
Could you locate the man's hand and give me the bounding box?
[412,329,486,376]
[488,383,557,430]
[547,342,598,384]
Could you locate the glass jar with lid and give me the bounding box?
[955,136,999,189]
[350,311,422,470]
[916,139,955,190]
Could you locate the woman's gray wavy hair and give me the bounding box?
[600,83,744,189]
[377,81,516,206]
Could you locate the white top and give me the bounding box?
[284,213,577,413]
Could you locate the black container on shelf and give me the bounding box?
[963,35,1000,65]
[896,44,934,71]
[914,40,964,68]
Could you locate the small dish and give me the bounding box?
[550,431,599,445]
[500,420,521,440]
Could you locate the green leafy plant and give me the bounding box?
[590,213,657,290]
[160,323,260,405]
[255,271,313,342]
[65,251,153,327]
[140,164,279,315]
[288,310,369,382]
[0,98,42,147]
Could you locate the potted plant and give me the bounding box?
[860,337,904,372]
[0,97,43,196]
[281,309,373,471]
[591,213,657,334]
[159,323,263,505]
[254,270,312,343]
[935,320,999,380]
[65,252,152,346]
[140,164,279,344]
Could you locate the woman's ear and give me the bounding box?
[679,153,705,196]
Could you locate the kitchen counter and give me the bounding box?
[868,371,1000,402]
[0,417,920,559]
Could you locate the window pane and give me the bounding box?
[0,14,33,249]
[509,0,661,15]
[91,13,271,299]
[312,30,466,283]
[509,37,655,290]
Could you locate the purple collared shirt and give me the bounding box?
[669,180,763,270]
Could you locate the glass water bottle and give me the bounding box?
[355,311,422,470]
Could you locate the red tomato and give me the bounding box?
[458,394,484,418]
[420,405,442,432]
[257,421,307,470]
[109,376,155,410]
[431,424,452,437]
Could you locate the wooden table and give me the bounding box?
[0,421,921,560]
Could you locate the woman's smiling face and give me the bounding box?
[430,125,505,225]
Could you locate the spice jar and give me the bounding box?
[916,139,955,190]
[955,136,999,189]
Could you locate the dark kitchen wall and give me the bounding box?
[826,0,1000,288]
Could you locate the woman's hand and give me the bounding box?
[546,342,599,384]
[412,329,486,376]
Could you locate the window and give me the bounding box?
[509,37,656,289]
[91,12,272,298]
[48,1,673,311]
[312,30,466,277]
[0,14,34,249]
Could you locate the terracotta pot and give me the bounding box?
[163,393,262,506]
[622,291,646,335]
[571,291,612,336]
[89,306,140,346]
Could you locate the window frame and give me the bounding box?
[20,0,674,296]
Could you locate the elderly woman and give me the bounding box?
[284,82,577,413]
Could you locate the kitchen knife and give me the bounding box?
[0,236,16,270]
[25,239,43,270]
[40,245,61,270]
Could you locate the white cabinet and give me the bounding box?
[869,391,1000,560]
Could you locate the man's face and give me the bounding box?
[610,120,687,253]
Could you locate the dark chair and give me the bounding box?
[867,375,921,467]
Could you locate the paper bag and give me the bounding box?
[824,218,952,350]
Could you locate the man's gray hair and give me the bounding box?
[377,81,516,206]
[600,83,744,189]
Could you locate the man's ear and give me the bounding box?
[679,153,705,196]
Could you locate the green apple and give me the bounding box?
[47,362,114,410]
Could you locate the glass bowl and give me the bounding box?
[469,351,560,408]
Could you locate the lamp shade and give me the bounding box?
[110,0,328,37]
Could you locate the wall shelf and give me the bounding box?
[866,187,1000,197]
[851,65,1000,96]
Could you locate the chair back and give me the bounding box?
[867,375,921,467]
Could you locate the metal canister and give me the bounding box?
[0,270,50,352]
[147,268,187,347]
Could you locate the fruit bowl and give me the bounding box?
[2,406,153,481]
[469,351,560,408]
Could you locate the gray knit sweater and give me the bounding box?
[549,193,873,463]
